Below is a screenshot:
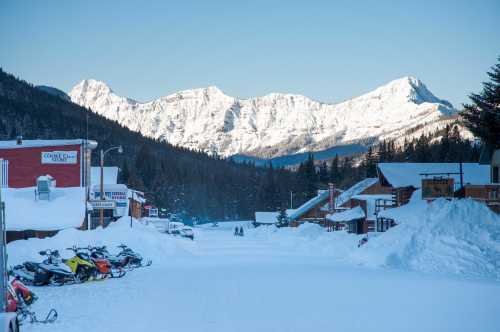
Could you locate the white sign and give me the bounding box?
[41,151,78,164]
[89,200,116,209]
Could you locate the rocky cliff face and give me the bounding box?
[69,76,456,158]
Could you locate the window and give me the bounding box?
[489,190,498,200]
[493,166,499,183]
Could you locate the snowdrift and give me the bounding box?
[247,195,500,280]
[351,196,500,280]
[7,217,195,266]
[7,197,500,280]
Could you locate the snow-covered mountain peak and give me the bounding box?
[365,76,452,109]
[69,77,457,158]
[72,79,113,96]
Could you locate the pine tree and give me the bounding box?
[461,56,500,148]
[329,154,339,184]
[304,153,318,199]
[319,161,328,183]
[365,146,377,177]
[276,205,289,227]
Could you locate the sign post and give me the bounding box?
[0,159,7,312]
[89,200,116,210]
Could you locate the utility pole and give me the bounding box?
[99,146,123,228]
[100,149,104,228]
[0,159,7,312]
[130,191,134,228]
[290,191,293,209]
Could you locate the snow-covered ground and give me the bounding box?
[9,199,500,332]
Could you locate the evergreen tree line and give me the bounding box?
[1,54,498,220]
[0,69,297,221]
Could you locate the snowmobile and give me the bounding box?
[10,277,37,305]
[88,246,126,278]
[11,250,77,286]
[89,245,129,269]
[116,244,152,269]
[6,279,57,324]
[64,246,103,282]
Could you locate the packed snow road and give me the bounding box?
[13,220,500,332]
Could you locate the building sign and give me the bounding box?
[41,151,77,164]
[422,178,454,200]
[89,200,117,210]
[95,191,127,201]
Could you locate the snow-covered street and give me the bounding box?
[15,221,500,332]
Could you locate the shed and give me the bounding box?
[326,206,366,234]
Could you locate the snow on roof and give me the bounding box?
[333,178,379,208]
[91,166,119,186]
[289,190,330,221]
[255,212,279,224]
[91,183,128,192]
[326,206,365,222]
[3,187,86,231]
[128,189,146,203]
[0,139,97,149]
[351,194,393,220]
[377,163,490,188]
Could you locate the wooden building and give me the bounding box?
[377,162,490,205]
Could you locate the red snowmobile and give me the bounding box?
[7,277,57,324]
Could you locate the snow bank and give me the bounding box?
[7,217,195,266]
[247,223,360,259]
[352,197,500,280]
[3,187,86,231]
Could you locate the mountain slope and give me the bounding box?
[69,77,456,158]
[0,69,299,220]
[36,85,71,101]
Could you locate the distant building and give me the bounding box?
[288,188,340,226]
[254,210,297,226]
[324,178,394,234]
[0,138,97,188]
[377,162,490,205]
[89,166,145,227]
[463,150,500,213]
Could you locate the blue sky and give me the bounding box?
[1,0,499,107]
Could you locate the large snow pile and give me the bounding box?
[3,187,86,231]
[7,217,195,266]
[352,194,500,279]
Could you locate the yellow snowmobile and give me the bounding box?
[64,247,102,282]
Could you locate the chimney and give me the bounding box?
[16,135,23,145]
[328,183,335,212]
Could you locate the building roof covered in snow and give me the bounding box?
[377,163,490,189]
[326,206,365,222]
[332,178,379,209]
[0,139,97,149]
[351,194,393,221]
[288,190,330,221]
[3,186,86,231]
[255,209,296,224]
[91,166,119,186]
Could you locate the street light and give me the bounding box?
[99,146,123,227]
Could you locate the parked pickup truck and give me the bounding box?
[167,222,194,240]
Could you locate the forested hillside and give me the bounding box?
[0,69,483,221]
[0,69,304,220]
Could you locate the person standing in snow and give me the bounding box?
[234,227,239,236]
[239,226,244,237]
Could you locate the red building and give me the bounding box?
[0,138,97,188]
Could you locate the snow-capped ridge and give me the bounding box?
[69,76,457,158]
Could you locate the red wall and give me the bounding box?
[0,144,82,188]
